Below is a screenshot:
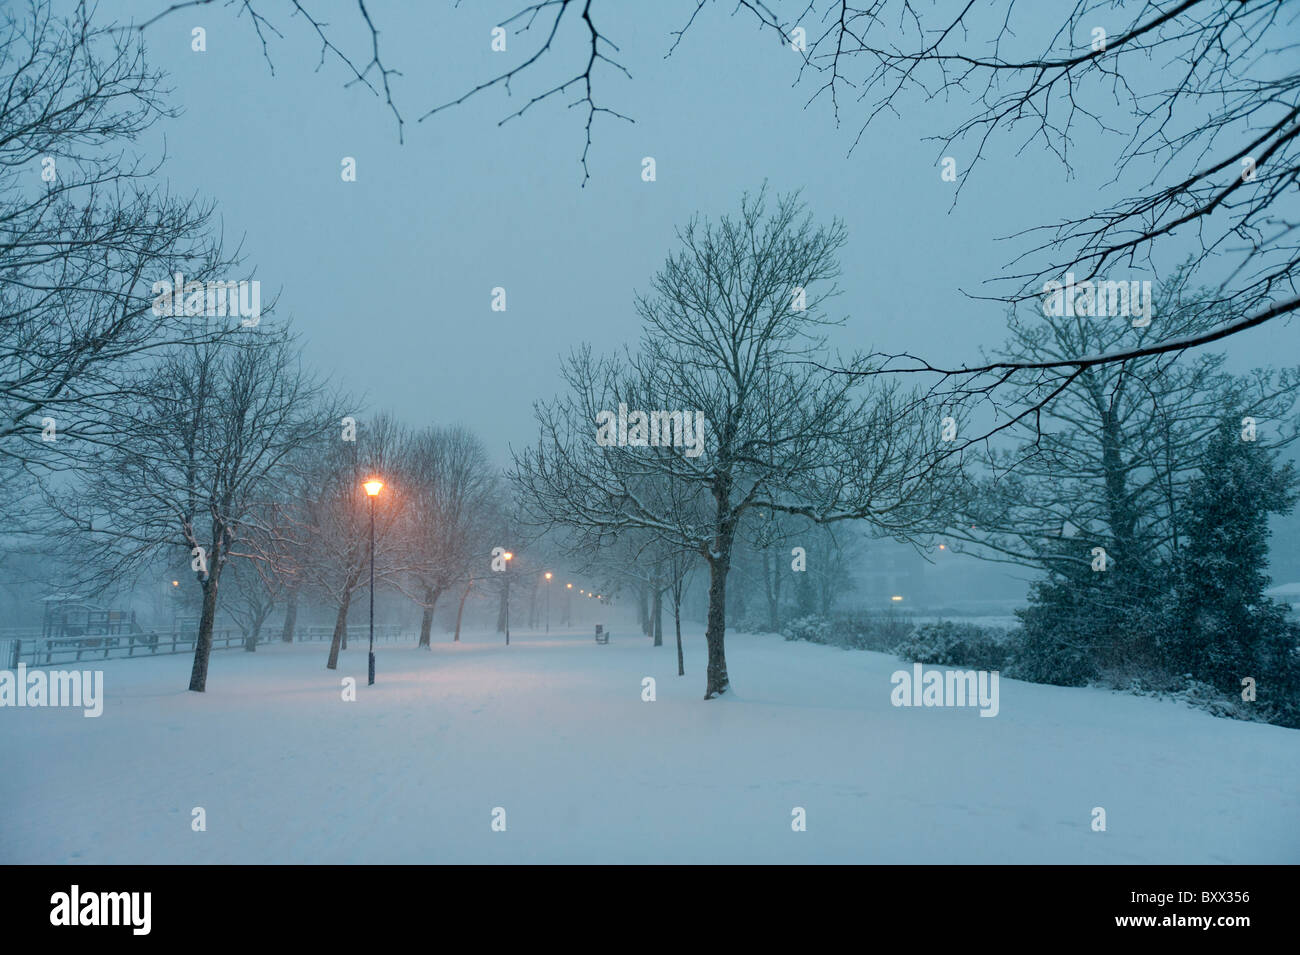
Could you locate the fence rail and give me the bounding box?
[291,624,404,643]
[0,623,407,667]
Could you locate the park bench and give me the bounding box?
[595,625,610,645]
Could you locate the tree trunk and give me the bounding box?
[704,555,731,698]
[326,590,354,669]
[454,580,472,642]
[417,586,442,648]
[638,582,651,636]
[188,571,221,692]
[762,548,772,625]
[280,584,300,642]
[1099,406,1143,612]
[244,616,263,652]
[674,594,684,676]
[732,562,747,623]
[763,547,782,632]
[796,568,815,617]
[704,480,736,699]
[1097,400,1147,654]
[652,585,663,647]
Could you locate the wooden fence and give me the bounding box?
[291,624,405,644]
[0,623,406,667]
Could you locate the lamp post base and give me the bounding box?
[368,652,375,686]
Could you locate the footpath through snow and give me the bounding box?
[1,628,1296,863]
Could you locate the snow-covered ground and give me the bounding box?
[2,626,1296,863]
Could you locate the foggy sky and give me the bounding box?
[109,0,1294,468]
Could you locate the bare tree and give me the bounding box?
[53,324,338,690]
[400,425,497,648]
[742,508,807,633]
[771,0,1300,437]
[948,278,1300,586]
[515,189,952,698]
[295,413,408,670]
[1,1,241,507]
[223,542,282,652]
[249,438,345,645]
[439,489,518,643]
[806,522,861,618]
[665,545,697,676]
[132,0,404,139]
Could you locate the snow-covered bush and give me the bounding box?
[1003,614,1094,687]
[836,609,915,651]
[781,615,831,643]
[1008,566,1145,686]
[894,620,1010,670]
[733,610,781,636]
[1120,674,1300,728]
[780,611,915,650]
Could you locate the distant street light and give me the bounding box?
[363,478,384,685]
[503,551,514,644]
[544,572,553,633]
[565,582,572,625]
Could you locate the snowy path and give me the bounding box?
[2,628,1296,863]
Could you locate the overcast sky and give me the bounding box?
[108,0,1294,468]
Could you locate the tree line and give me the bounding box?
[5,2,1297,713]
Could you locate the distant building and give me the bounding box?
[1265,582,1300,616]
[848,539,1029,614]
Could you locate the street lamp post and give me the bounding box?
[565,582,572,626]
[363,478,383,685]
[503,551,513,645]
[544,572,552,633]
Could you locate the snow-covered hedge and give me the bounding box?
[782,610,916,651]
[893,620,1010,670]
[781,615,829,644]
